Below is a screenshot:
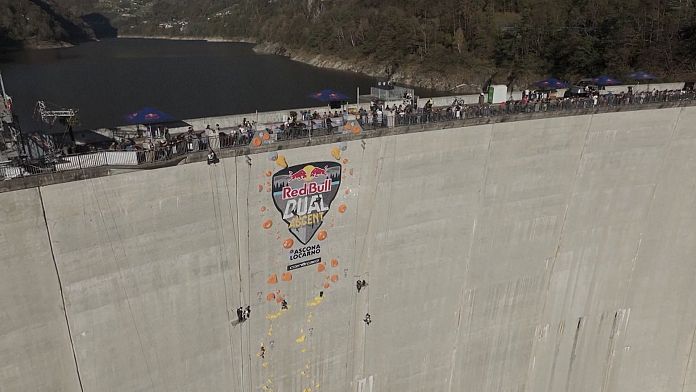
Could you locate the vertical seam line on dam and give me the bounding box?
[209,163,238,389]
[451,122,495,390]
[540,113,595,392]
[38,186,86,392]
[346,139,368,384]
[89,178,157,389]
[244,158,254,392]
[232,158,248,390]
[224,157,245,390]
[682,328,696,392]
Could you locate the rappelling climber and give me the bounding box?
[207,149,219,165]
[356,279,368,292]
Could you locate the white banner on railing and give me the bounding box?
[0,165,25,179]
[55,153,103,171]
[103,151,139,166]
[54,151,140,171]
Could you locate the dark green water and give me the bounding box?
[0,38,382,131]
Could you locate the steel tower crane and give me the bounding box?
[33,100,80,156]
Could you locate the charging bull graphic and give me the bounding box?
[272,161,342,245]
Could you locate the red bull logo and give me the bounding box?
[282,179,332,200]
[272,161,342,245]
[289,169,308,181]
[310,166,327,177]
[288,164,329,183]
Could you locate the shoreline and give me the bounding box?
[251,42,478,92]
[116,34,257,44]
[115,34,460,91]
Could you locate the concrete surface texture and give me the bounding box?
[2,106,696,391]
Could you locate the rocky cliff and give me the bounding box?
[0,0,95,49]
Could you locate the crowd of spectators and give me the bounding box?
[266,110,347,140]
[106,118,259,163]
[7,83,694,181]
[389,87,696,126]
[81,86,696,165]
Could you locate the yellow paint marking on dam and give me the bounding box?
[306,295,323,307]
[266,309,286,320]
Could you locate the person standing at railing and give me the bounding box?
[237,125,246,145]
[205,125,219,150]
[143,140,154,163]
[192,134,200,151]
[185,130,193,152]
[199,131,208,151]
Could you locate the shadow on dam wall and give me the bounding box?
[3,106,696,391]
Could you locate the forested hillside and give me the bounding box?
[27,0,696,89]
[0,0,95,49]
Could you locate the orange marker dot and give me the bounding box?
[252,137,262,147]
[338,204,347,214]
[283,238,294,249]
[344,189,351,195]
[323,282,330,289]
[317,263,326,272]
[265,170,272,177]
[281,272,293,282]
[266,293,276,301]
[267,274,278,285]
[262,219,273,229]
[258,185,264,192]
[260,206,266,212]
[276,296,283,303]
[330,274,339,282]
[331,259,339,268]
[262,132,271,141]
[317,231,327,241]
[342,158,349,164]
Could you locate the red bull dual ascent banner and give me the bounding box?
[272,161,342,245]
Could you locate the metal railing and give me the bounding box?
[2,89,695,181]
[390,90,696,126]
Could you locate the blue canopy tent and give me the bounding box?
[124,107,176,125]
[627,71,657,81]
[627,71,657,91]
[593,76,622,87]
[309,89,349,103]
[533,78,568,90]
[124,107,180,140]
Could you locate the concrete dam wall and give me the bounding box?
[3,106,696,392]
